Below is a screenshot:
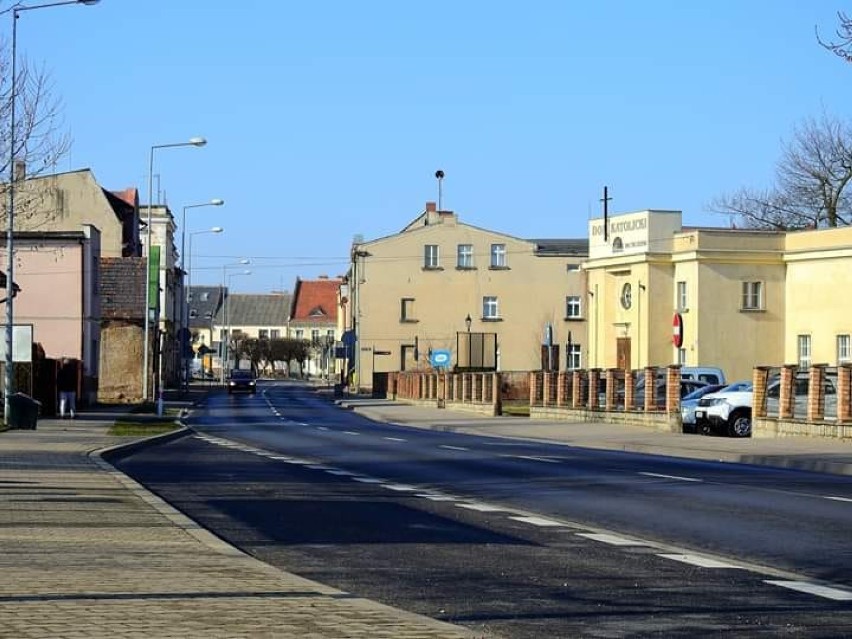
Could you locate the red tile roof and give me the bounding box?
[110,188,138,208]
[290,278,342,323]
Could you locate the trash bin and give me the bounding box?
[7,393,41,430]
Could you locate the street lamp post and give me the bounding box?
[4,0,100,420]
[224,269,251,377]
[184,226,223,391]
[142,136,206,403]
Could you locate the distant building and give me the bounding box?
[289,276,343,377]
[348,202,589,389]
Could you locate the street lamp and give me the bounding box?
[4,0,100,419]
[184,227,223,390]
[465,313,472,332]
[142,136,207,402]
[224,269,251,377]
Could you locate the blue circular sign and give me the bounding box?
[430,349,451,367]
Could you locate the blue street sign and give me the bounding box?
[430,349,451,368]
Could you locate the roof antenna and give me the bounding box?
[435,170,444,211]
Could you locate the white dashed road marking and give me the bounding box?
[765,581,852,601]
[382,484,419,492]
[456,503,507,513]
[639,472,702,483]
[351,477,385,484]
[326,470,357,476]
[512,455,561,464]
[416,494,458,502]
[509,515,565,527]
[824,495,852,503]
[343,431,360,436]
[577,533,646,546]
[439,445,469,451]
[657,554,744,569]
[317,426,329,431]
[383,437,406,442]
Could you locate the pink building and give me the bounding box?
[0,226,101,403]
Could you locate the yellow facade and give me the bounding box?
[783,226,852,366]
[351,207,588,385]
[585,210,852,381]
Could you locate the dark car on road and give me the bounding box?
[227,369,257,394]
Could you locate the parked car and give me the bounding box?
[765,373,837,418]
[227,369,257,394]
[695,382,756,437]
[680,366,727,386]
[632,378,709,410]
[680,383,727,432]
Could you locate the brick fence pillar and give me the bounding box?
[665,365,680,414]
[625,370,636,411]
[807,365,826,422]
[778,365,796,419]
[542,372,551,406]
[493,373,502,414]
[838,365,851,422]
[643,366,656,413]
[588,369,600,410]
[752,367,771,418]
[571,371,582,408]
[556,371,567,406]
[605,369,616,411]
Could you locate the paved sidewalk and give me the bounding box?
[337,398,852,476]
[0,418,487,639]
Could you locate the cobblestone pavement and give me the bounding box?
[0,420,488,639]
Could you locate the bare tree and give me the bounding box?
[0,28,72,230]
[817,11,852,63]
[712,113,852,229]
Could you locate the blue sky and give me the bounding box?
[12,0,852,292]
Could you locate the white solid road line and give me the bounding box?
[383,437,406,442]
[439,445,469,451]
[657,554,745,569]
[577,532,646,546]
[764,580,852,601]
[639,472,702,482]
[509,515,565,527]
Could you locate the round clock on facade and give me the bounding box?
[620,282,632,309]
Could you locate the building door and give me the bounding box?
[616,338,631,370]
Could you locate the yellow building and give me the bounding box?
[783,226,852,367]
[350,203,588,387]
[584,209,851,381]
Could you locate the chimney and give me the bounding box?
[13,160,26,182]
[425,201,436,212]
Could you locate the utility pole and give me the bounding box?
[600,186,612,242]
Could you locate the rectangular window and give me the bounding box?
[295,329,304,339]
[326,329,335,340]
[271,329,280,339]
[490,244,507,268]
[742,281,763,310]
[798,334,811,368]
[567,344,582,370]
[838,334,851,364]
[483,296,499,319]
[424,244,440,269]
[311,329,320,343]
[201,292,209,302]
[676,281,687,311]
[401,297,416,321]
[259,329,269,339]
[565,295,582,319]
[677,348,687,365]
[457,244,474,268]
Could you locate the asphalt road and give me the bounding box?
[116,381,852,638]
